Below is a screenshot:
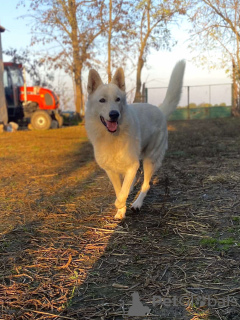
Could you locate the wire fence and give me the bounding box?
[146,83,232,108]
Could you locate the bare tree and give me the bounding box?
[188,0,240,116]
[18,0,106,116]
[105,0,135,83]
[133,0,187,103]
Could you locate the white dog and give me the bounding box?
[85,61,185,219]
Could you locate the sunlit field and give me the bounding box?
[1,118,240,319]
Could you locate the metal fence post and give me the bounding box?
[209,85,211,105]
[142,83,148,103]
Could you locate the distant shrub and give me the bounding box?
[198,103,213,108]
[62,112,82,126]
[189,103,197,108]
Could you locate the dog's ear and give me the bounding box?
[87,69,103,94]
[111,68,125,92]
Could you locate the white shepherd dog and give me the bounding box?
[85,61,185,219]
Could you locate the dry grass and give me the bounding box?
[0,118,240,320]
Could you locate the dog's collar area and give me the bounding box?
[100,116,118,133]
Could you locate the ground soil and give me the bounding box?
[0,118,240,320]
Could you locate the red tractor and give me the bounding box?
[3,62,63,130]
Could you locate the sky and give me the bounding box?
[0,0,232,109]
[0,1,32,50]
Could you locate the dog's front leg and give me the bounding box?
[106,170,122,197]
[114,162,139,219]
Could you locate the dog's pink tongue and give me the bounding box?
[106,120,118,132]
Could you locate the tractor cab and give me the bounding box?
[3,63,24,119]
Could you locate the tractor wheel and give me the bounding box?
[55,114,64,128]
[31,110,52,130]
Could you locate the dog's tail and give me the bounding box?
[159,60,186,119]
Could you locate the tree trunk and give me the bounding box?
[72,56,83,118]
[134,55,144,103]
[69,0,83,118]
[74,66,84,117]
[107,0,112,83]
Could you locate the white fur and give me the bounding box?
[85,60,186,219]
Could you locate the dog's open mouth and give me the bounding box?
[100,116,118,133]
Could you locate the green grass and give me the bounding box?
[200,237,239,251]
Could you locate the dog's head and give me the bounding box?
[87,68,126,133]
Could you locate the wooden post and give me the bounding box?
[0,25,8,125]
[231,58,240,116]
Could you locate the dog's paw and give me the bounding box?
[131,198,143,212]
[114,206,126,220]
[131,206,140,213]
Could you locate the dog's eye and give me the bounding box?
[116,97,120,102]
[99,98,106,103]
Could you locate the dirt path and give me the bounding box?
[0,119,240,320]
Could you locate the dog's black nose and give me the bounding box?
[109,110,120,121]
